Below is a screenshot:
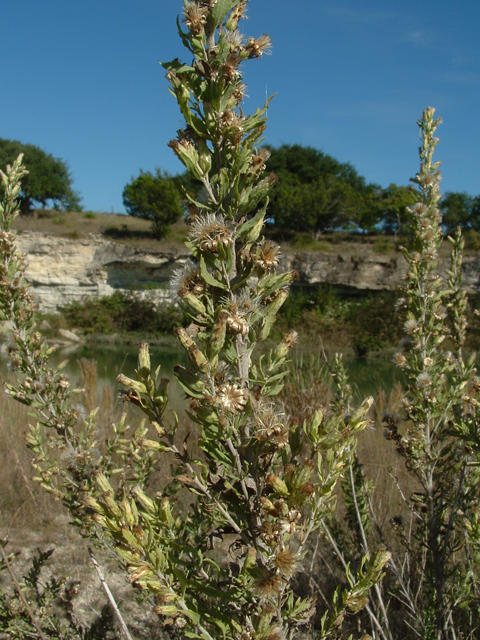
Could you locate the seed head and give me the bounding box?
[274,547,299,578]
[224,29,244,51]
[256,240,281,270]
[416,372,432,388]
[171,262,205,298]
[189,213,233,253]
[245,34,272,58]
[404,319,418,334]
[217,383,248,413]
[393,352,407,367]
[183,2,208,33]
[252,572,283,599]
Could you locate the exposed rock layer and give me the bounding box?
[16,232,480,313]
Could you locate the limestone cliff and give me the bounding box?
[16,231,480,313]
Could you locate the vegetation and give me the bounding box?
[61,291,187,335]
[276,286,405,356]
[439,190,480,233]
[264,143,380,235]
[0,2,387,638]
[0,544,120,640]
[122,169,184,239]
[2,2,480,640]
[0,138,82,214]
[337,108,480,640]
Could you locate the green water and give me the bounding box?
[48,342,188,384]
[1,339,403,410]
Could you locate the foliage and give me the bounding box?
[0,542,119,639]
[276,286,405,355]
[440,190,475,233]
[345,292,405,356]
[264,144,380,234]
[62,291,187,334]
[339,109,480,640]
[122,168,183,238]
[0,138,82,214]
[374,183,417,236]
[0,3,388,640]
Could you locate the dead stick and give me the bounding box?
[0,542,48,640]
[88,547,134,640]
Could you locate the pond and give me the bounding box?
[0,338,403,409]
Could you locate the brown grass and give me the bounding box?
[12,210,190,250]
[0,381,60,531]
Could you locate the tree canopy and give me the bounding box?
[374,183,418,235]
[0,138,81,214]
[439,191,479,233]
[264,144,380,234]
[122,168,183,238]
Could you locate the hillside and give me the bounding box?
[13,211,480,314]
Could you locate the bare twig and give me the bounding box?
[88,547,134,640]
[348,465,394,640]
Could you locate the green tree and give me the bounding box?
[440,191,474,232]
[122,168,183,238]
[375,183,418,236]
[0,138,81,214]
[264,144,380,234]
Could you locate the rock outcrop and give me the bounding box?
[16,231,480,313]
[17,232,190,313]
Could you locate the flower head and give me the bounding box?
[252,572,283,599]
[183,2,208,33]
[416,372,432,388]
[189,213,233,253]
[170,261,204,298]
[393,352,407,367]
[217,383,248,413]
[273,547,299,578]
[254,404,289,448]
[224,29,244,51]
[256,240,281,271]
[245,34,272,58]
[404,319,418,334]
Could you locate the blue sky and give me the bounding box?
[1,0,479,213]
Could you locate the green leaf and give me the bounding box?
[211,0,240,29]
[182,609,201,625]
[200,255,227,290]
[237,198,268,243]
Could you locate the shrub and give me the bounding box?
[0,543,119,640]
[62,291,187,334]
[0,3,387,638]
[338,109,480,639]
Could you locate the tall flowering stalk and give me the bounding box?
[1,2,389,639]
[370,108,480,640]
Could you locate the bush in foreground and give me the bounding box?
[2,3,480,640]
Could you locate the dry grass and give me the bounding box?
[358,382,416,528]
[12,210,190,250]
[0,353,195,532]
[0,381,60,531]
